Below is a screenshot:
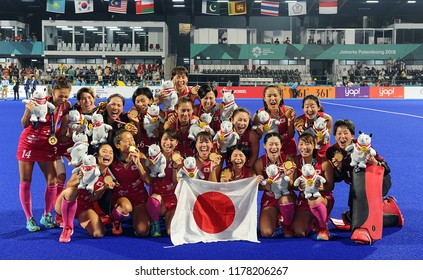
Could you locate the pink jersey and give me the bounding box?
[16,102,67,162]
[110,158,149,206]
[257,106,297,156]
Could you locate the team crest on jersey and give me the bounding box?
[203,167,210,173]
[131,164,138,171]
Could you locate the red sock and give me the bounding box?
[146,197,161,222]
[61,198,77,229]
[19,182,32,220]
[310,203,328,228]
[111,208,129,222]
[279,203,294,226]
[44,185,57,214]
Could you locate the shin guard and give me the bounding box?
[350,165,384,244]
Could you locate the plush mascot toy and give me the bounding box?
[72,154,101,193]
[90,112,113,145]
[261,164,291,199]
[68,109,91,133]
[177,157,205,179]
[294,163,326,199]
[304,117,330,149]
[67,132,89,167]
[346,131,377,169]
[188,112,215,141]
[145,144,166,178]
[252,110,281,136]
[213,120,240,153]
[22,89,55,123]
[220,89,238,121]
[158,80,178,113]
[143,104,164,139]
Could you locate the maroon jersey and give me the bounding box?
[299,112,329,158]
[194,104,221,133]
[222,166,252,181]
[110,158,149,206]
[16,102,67,162]
[259,153,294,210]
[171,119,194,157]
[198,160,212,181]
[294,155,334,213]
[75,169,114,217]
[132,107,160,154]
[150,159,177,212]
[257,106,297,156]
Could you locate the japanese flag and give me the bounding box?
[171,177,259,246]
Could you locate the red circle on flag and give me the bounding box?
[193,192,235,234]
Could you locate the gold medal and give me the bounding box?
[219,134,225,140]
[283,161,293,170]
[306,179,314,186]
[317,131,323,138]
[129,146,137,153]
[189,172,195,178]
[264,124,270,131]
[81,118,86,125]
[87,123,93,130]
[199,122,206,128]
[97,101,107,113]
[209,152,219,161]
[172,152,182,163]
[221,169,232,180]
[151,117,157,123]
[104,176,114,185]
[361,146,368,152]
[48,135,58,146]
[285,108,293,119]
[124,123,134,131]
[220,104,224,110]
[268,179,274,185]
[334,153,343,161]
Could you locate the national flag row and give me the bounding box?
[47,0,154,15]
[204,1,338,16]
[47,1,338,16]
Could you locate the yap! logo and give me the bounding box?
[252,46,262,58]
[344,88,361,97]
[379,88,395,96]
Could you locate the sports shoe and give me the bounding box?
[40,212,54,229]
[283,226,294,238]
[316,227,330,241]
[59,226,74,243]
[112,221,122,235]
[100,215,111,226]
[54,214,63,228]
[383,196,404,227]
[26,217,40,232]
[330,211,351,231]
[150,221,161,237]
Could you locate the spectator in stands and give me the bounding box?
[307,36,314,44]
[284,37,291,44]
[227,80,233,86]
[274,38,280,45]
[1,76,9,100]
[30,76,37,97]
